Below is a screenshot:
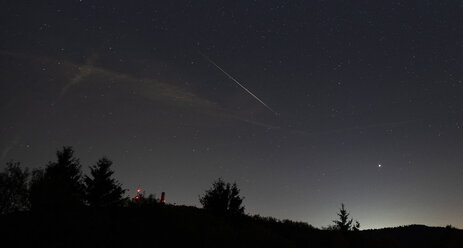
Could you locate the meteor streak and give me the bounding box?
[199,51,276,114]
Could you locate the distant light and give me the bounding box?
[378,164,382,168]
[135,196,139,199]
[137,188,141,193]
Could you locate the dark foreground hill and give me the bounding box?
[1,204,462,248]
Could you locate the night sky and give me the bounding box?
[1,1,463,229]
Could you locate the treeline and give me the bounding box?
[1,146,362,231]
[1,147,128,212]
[0,146,247,214]
[2,147,463,247]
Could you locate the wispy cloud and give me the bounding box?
[60,54,100,97]
[0,50,278,130]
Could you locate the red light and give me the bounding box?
[137,188,141,193]
[135,196,139,199]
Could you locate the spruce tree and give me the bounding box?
[332,203,360,231]
[30,146,85,210]
[84,157,126,207]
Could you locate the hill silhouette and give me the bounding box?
[1,205,462,248]
[1,147,462,247]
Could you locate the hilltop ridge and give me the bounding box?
[1,204,462,248]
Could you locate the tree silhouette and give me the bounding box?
[353,220,360,231]
[228,182,244,214]
[30,146,85,210]
[332,203,360,231]
[199,178,244,214]
[84,157,126,207]
[0,161,30,214]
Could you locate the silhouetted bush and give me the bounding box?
[0,161,30,214]
[29,146,85,211]
[199,178,244,215]
[84,157,127,207]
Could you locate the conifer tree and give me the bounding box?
[30,146,85,210]
[333,203,360,231]
[84,157,126,207]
